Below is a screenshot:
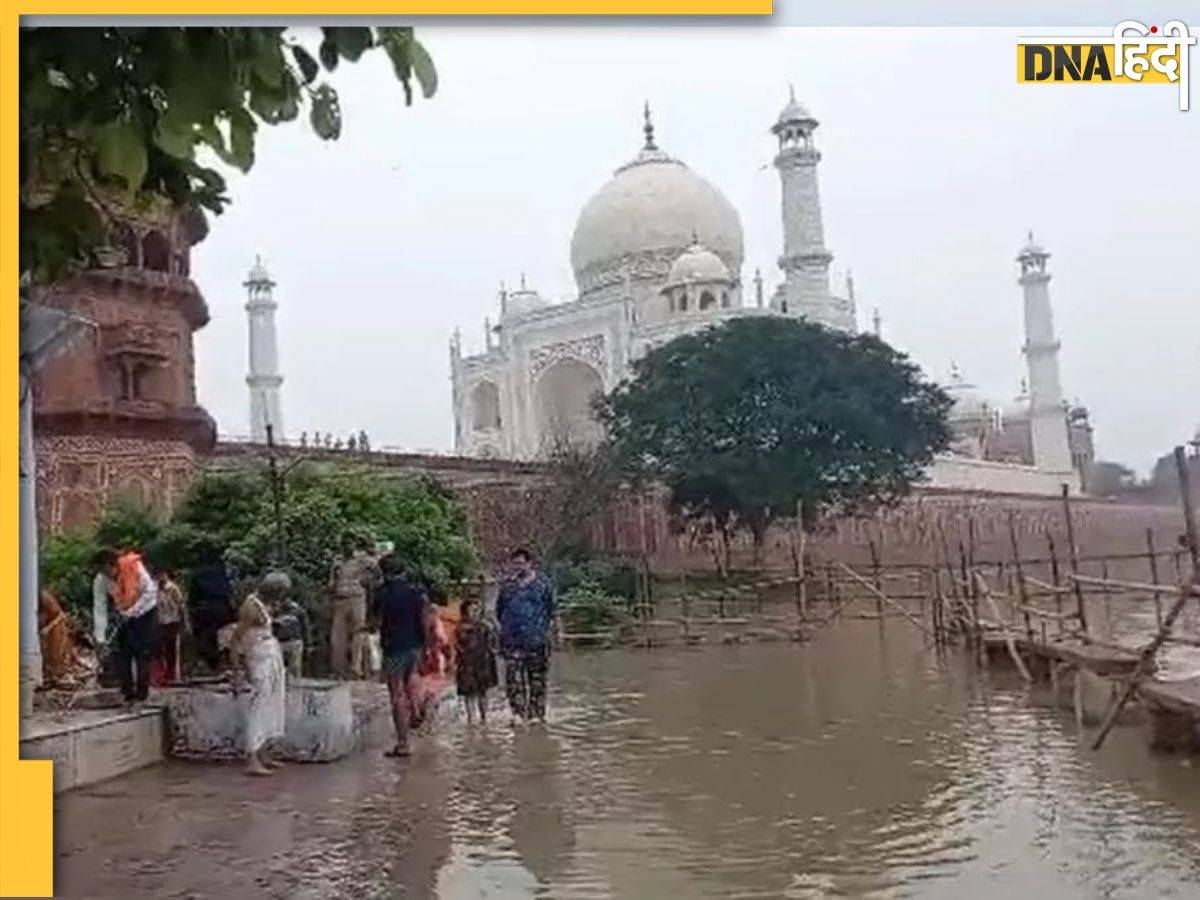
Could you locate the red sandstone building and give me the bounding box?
[31,206,216,533]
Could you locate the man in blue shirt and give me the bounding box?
[373,554,428,757]
[496,547,556,723]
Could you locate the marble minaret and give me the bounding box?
[245,256,284,443]
[1017,233,1073,476]
[772,88,848,330]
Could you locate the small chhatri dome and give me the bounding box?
[664,235,731,288]
[1018,229,1048,258]
[246,254,272,285]
[502,272,547,319]
[1004,377,1031,420]
[945,361,990,420]
[774,84,816,129]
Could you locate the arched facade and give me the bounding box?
[533,358,605,452]
[470,380,502,431]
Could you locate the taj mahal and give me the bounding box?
[440,91,1094,496]
[236,92,1096,498]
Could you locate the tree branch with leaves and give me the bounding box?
[19,26,436,283]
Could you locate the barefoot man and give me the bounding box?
[374,555,428,758]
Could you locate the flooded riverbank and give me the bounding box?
[56,620,1200,898]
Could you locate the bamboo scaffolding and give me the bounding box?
[836,562,933,638]
[1090,447,1200,751]
[974,570,1033,682]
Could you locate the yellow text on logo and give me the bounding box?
[1017,43,1181,83]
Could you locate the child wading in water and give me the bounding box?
[454,599,498,724]
[231,595,287,776]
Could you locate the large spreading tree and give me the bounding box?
[19,26,436,283]
[597,316,953,562]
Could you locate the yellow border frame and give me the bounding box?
[2,8,770,897]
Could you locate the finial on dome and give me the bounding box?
[520,271,527,290]
[690,228,700,246]
[643,101,657,151]
[246,253,272,287]
[789,83,796,102]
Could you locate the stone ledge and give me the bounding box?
[20,705,166,793]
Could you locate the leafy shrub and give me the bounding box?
[93,501,162,552]
[549,556,638,600]
[39,531,97,626]
[38,467,478,656]
[558,579,629,635]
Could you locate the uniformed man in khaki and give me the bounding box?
[328,538,382,678]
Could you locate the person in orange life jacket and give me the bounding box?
[95,547,159,704]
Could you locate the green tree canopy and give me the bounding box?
[40,467,475,628]
[20,26,436,282]
[597,316,953,544]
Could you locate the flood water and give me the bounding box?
[56,620,1200,898]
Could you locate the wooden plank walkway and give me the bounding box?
[980,629,1142,677]
[1138,678,1200,716]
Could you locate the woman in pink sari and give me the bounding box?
[409,596,454,727]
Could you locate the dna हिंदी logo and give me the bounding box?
[1017,20,1196,110]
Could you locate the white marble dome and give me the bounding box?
[666,239,730,286]
[570,145,743,298]
[945,364,991,420]
[1003,380,1031,422]
[777,95,814,125]
[503,285,547,319]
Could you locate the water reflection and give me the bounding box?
[56,622,1200,898]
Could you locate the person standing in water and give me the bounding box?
[374,555,428,758]
[230,594,287,777]
[329,537,382,678]
[496,548,556,723]
[454,598,498,724]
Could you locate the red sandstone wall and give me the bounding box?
[590,489,1188,580]
[36,435,199,534]
[37,438,1189,592]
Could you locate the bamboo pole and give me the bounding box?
[1147,529,1164,629]
[974,570,1033,682]
[1102,557,1113,639]
[869,538,884,618]
[938,529,966,635]
[929,565,943,644]
[791,501,807,620]
[1060,485,1089,639]
[1090,578,1197,750]
[1046,533,1066,638]
[1068,573,1186,595]
[1007,511,1034,642]
[959,541,980,642]
[837,562,933,638]
[1091,448,1200,751]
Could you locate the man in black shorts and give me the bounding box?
[373,555,428,757]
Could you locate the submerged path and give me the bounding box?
[56,625,1200,898]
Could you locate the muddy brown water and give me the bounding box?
[56,620,1200,898]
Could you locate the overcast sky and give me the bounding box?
[192,26,1200,475]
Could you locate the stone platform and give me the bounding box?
[159,677,458,762]
[160,677,365,762]
[20,704,166,793]
[19,678,458,792]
